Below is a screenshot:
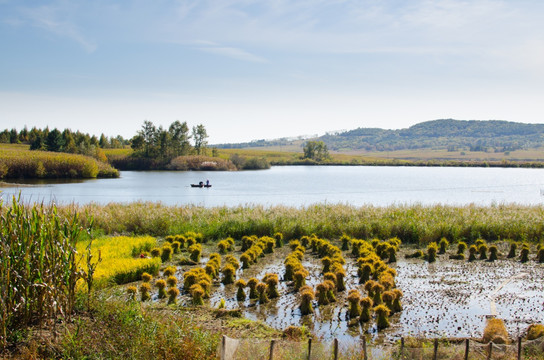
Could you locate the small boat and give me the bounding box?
[191,182,212,188]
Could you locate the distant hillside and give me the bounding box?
[216,119,544,152]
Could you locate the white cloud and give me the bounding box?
[198,44,267,63]
[16,3,97,52]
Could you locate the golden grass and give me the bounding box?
[0,143,119,178]
[102,147,133,157]
[77,236,161,288]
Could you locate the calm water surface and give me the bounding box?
[2,166,544,207]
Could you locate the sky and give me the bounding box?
[1,0,544,144]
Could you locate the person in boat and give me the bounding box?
[206,179,210,186]
[199,181,203,186]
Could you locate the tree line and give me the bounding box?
[0,126,130,161]
[1,120,210,164]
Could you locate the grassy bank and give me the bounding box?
[10,298,219,360]
[68,202,544,244]
[0,144,119,179]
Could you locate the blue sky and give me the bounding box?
[1,0,544,143]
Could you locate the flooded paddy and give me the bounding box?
[164,243,544,344]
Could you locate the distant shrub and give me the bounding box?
[168,155,236,171]
[241,157,270,170]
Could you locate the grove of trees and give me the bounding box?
[303,140,330,161]
[0,126,129,161]
[1,120,210,166]
[129,120,209,161]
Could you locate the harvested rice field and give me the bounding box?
[141,237,544,345]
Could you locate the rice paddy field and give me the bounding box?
[141,237,544,343]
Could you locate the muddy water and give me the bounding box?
[397,255,544,339]
[169,245,544,344]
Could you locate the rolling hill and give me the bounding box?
[215,119,544,153]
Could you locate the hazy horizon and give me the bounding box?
[2,1,544,143]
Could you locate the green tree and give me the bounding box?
[0,130,10,143]
[192,124,208,155]
[168,120,191,156]
[19,126,29,143]
[303,140,330,161]
[143,121,158,157]
[9,128,19,144]
[157,127,170,159]
[30,134,44,150]
[131,135,145,153]
[90,135,99,147]
[45,128,64,152]
[28,127,41,144]
[62,129,77,153]
[99,134,109,148]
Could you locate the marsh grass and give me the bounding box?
[70,203,544,246]
[168,155,236,171]
[0,145,118,179]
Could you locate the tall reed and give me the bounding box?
[73,203,544,245]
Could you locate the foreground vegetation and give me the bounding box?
[69,202,544,245]
[0,197,88,350]
[2,196,544,359]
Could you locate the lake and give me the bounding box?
[1,166,544,207]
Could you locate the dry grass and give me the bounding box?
[0,143,118,178]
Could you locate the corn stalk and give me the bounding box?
[0,195,89,350]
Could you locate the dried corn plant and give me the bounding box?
[0,195,90,350]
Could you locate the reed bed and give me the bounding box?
[0,196,87,350]
[0,146,118,178]
[69,202,544,245]
[77,236,161,288]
